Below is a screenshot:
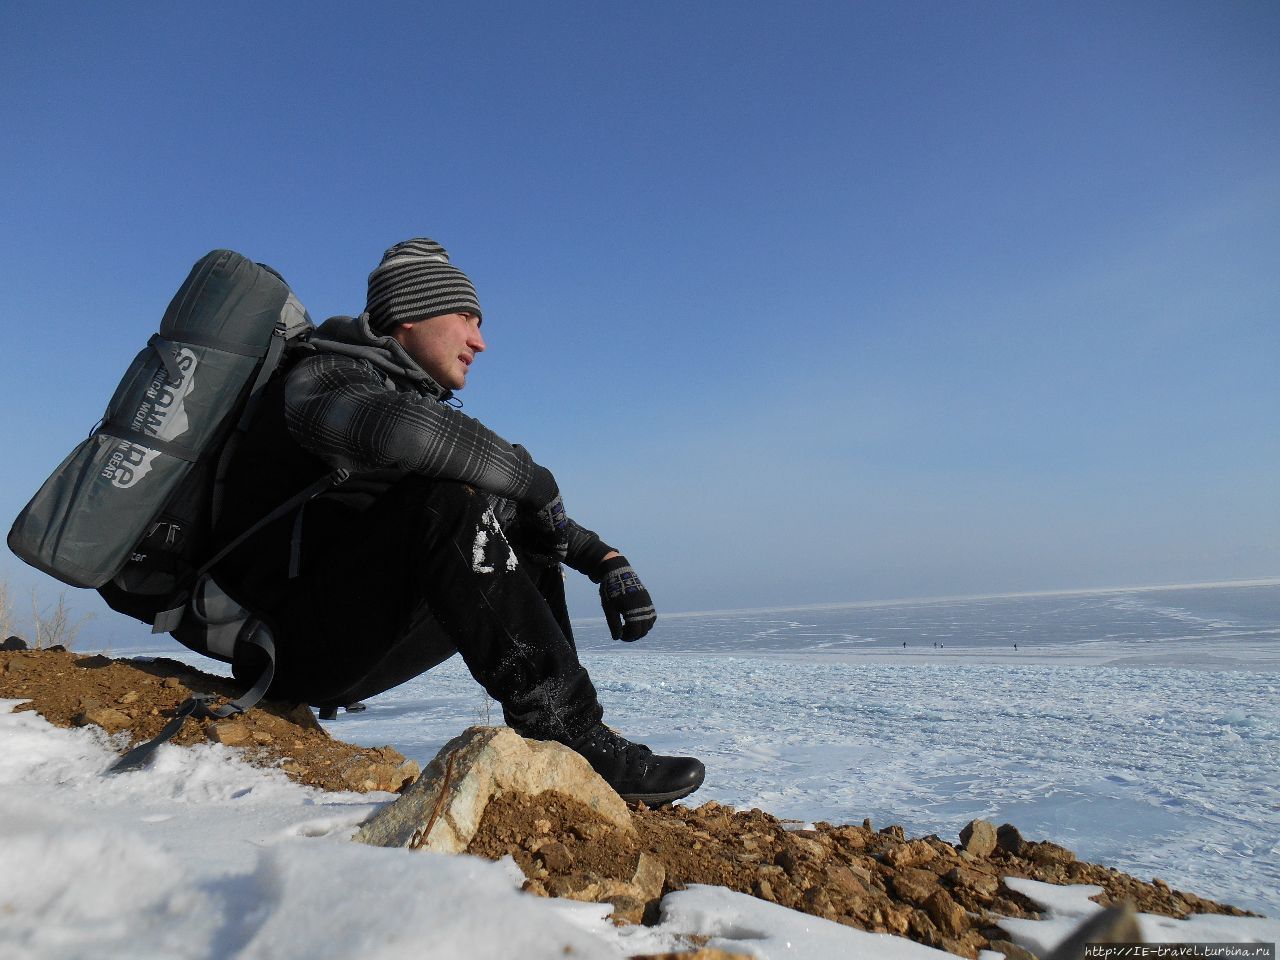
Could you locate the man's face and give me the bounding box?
[390,312,485,390]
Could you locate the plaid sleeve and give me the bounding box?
[283,354,557,504]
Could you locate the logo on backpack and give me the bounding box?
[103,347,198,489]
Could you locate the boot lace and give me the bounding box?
[586,725,653,770]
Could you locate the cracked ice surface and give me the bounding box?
[333,585,1280,918]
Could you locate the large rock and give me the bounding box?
[73,704,132,733]
[924,888,967,936]
[207,719,253,746]
[354,726,633,853]
[997,822,1026,855]
[1046,904,1142,960]
[959,818,998,857]
[890,867,940,905]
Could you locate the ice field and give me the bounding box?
[328,581,1280,917]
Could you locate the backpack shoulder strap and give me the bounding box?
[151,467,349,635]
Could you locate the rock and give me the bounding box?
[832,825,870,848]
[886,839,938,867]
[959,819,998,857]
[846,859,874,884]
[2,636,29,651]
[948,865,1000,897]
[354,726,633,853]
[775,849,802,877]
[630,949,755,960]
[545,872,649,921]
[521,877,549,897]
[207,719,252,746]
[118,691,140,705]
[3,655,37,677]
[997,823,1026,855]
[75,654,114,669]
[823,862,869,899]
[631,851,666,901]
[1045,904,1142,960]
[284,703,328,734]
[924,888,967,936]
[924,836,959,860]
[891,867,941,905]
[803,885,836,918]
[338,757,419,793]
[1029,841,1076,865]
[535,840,574,872]
[606,892,649,925]
[988,939,1040,960]
[72,704,132,732]
[882,904,912,935]
[789,835,828,862]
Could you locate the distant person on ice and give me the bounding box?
[211,237,705,805]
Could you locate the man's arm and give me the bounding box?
[283,353,557,506]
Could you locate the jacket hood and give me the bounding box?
[308,313,452,400]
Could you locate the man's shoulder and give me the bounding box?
[286,350,434,408]
[289,349,381,382]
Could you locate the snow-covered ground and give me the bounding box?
[3,582,1278,957]
[4,701,1277,959]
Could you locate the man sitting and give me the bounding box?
[213,237,704,805]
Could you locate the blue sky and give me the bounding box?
[2,1,1277,642]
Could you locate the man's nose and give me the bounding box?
[469,326,486,352]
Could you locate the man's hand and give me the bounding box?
[593,555,657,642]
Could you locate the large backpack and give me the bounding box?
[8,250,343,769]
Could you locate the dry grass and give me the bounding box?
[28,588,95,650]
[0,578,12,640]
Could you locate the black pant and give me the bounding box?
[235,477,603,744]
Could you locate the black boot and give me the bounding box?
[571,723,705,804]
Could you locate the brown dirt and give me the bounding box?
[467,793,1253,958]
[0,646,418,792]
[1,646,1255,959]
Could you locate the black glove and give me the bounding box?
[592,555,657,642]
[526,493,570,563]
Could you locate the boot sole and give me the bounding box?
[617,776,705,806]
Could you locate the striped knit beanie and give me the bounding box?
[365,238,482,332]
